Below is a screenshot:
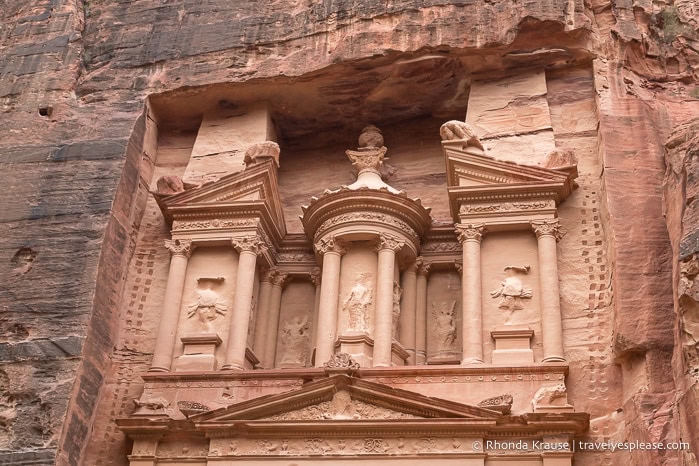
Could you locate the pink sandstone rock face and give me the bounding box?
[0,1,698,465]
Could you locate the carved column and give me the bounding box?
[374,234,405,367]
[399,261,418,365]
[262,271,288,368]
[532,220,566,362]
[415,258,430,365]
[223,236,264,370]
[314,237,348,367]
[456,223,485,365]
[252,268,277,366]
[150,239,193,372]
[309,268,321,365]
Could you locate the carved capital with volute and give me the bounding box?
[416,257,431,277]
[375,233,405,252]
[261,267,279,283]
[164,239,193,257]
[231,236,266,255]
[455,223,485,243]
[531,220,566,241]
[314,236,349,256]
[271,271,289,288]
[309,267,321,286]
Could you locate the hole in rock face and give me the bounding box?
[38,106,52,117]
[11,247,37,275]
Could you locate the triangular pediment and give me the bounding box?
[443,140,576,189]
[193,375,500,426]
[155,159,286,240]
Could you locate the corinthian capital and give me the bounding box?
[164,239,193,257]
[531,220,566,241]
[415,257,431,277]
[231,236,266,254]
[376,233,405,252]
[314,236,348,256]
[309,267,321,286]
[455,223,485,243]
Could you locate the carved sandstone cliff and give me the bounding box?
[0,1,698,465]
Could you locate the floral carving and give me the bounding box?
[231,236,265,254]
[416,257,431,276]
[531,219,566,241]
[455,223,485,243]
[314,236,349,255]
[460,200,555,213]
[172,218,257,231]
[376,233,405,252]
[316,212,418,243]
[323,352,360,370]
[164,239,193,257]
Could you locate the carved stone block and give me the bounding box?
[174,333,222,371]
[490,326,535,364]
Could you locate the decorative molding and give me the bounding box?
[455,223,485,243]
[164,239,193,257]
[460,200,555,214]
[172,218,258,231]
[420,242,462,253]
[316,211,419,244]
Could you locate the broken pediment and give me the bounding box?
[154,158,286,242]
[442,140,578,226]
[191,374,501,427]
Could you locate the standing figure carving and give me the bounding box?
[344,277,372,333]
[490,265,532,323]
[279,316,310,366]
[391,282,402,340]
[432,301,457,353]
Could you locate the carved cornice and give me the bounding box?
[314,237,349,256]
[531,220,566,241]
[455,223,485,243]
[164,239,193,257]
[231,236,266,255]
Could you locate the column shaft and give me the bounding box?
[262,273,287,368]
[150,239,192,372]
[374,247,397,367]
[223,237,263,370]
[314,237,346,367]
[533,221,566,362]
[415,260,429,365]
[252,270,275,366]
[457,224,485,365]
[399,264,418,364]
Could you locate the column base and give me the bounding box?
[221,347,260,370]
[491,326,534,364]
[543,355,566,363]
[174,333,222,372]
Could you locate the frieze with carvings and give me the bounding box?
[315,211,419,243]
[208,435,478,457]
[265,390,421,421]
[172,218,258,231]
[460,200,555,214]
[420,242,462,253]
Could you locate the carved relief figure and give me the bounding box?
[431,301,457,353]
[279,316,310,366]
[392,282,402,340]
[187,287,227,329]
[344,277,372,333]
[490,266,532,323]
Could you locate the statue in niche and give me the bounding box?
[392,282,402,340]
[490,265,533,323]
[432,301,457,353]
[279,316,309,366]
[187,279,227,330]
[344,276,372,333]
